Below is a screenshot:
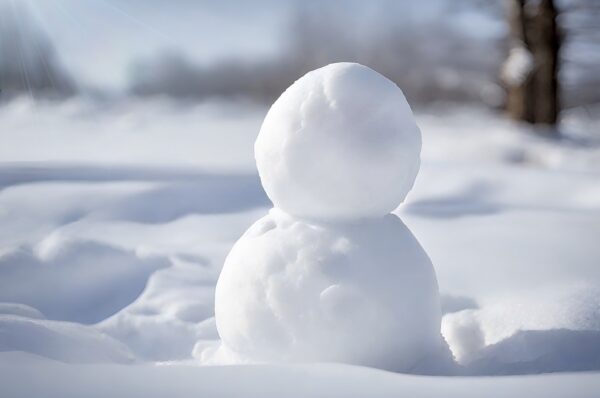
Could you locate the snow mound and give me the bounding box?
[0,314,134,364]
[471,329,600,375]
[214,209,441,371]
[0,302,45,319]
[255,62,421,220]
[99,261,218,361]
[442,284,600,373]
[0,241,169,324]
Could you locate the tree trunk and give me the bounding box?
[531,0,560,125]
[503,0,561,128]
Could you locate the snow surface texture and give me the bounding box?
[1,94,600,396]
[213,63,441,371]
[255,63,421,220]
[2,352,600,398]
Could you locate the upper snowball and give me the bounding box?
[255,62,422,220]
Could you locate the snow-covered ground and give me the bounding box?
[1,97,599,396]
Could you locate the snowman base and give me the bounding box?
[212,208,442,372]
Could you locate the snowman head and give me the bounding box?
[255,62,422,220]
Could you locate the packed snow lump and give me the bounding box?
[255,62,421,220]
[213,63,442,371]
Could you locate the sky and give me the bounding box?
[23,0,287,88]
[9,0,506,91]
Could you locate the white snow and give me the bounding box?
[0,98,262,172]
[0,239,169,324]
[255,63,421,220]
[0,314,134,364]
[442,283,600,372]
[0,93,599,395]
[2,351,600,398]
[0,303,45,319]
[501,45,534,85]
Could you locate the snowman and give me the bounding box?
[212,62,442,371]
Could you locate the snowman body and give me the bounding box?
[214,63,442,371]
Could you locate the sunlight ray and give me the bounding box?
[91,0,171,41]
[10,0,36,101]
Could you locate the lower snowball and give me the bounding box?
[213,208,442,371]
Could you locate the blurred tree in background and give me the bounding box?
[503,0,560,127]
[1,0,598,122]
[0,2,76,101]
